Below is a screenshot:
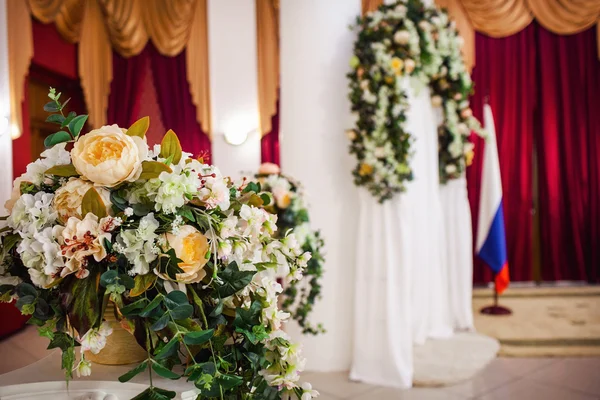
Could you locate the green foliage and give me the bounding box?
[215,262,256,298]
[127,116,150,138]
[159,130,183,165]
[139,161,173,180]
[44,87,88,147]
[61,270,102,334]
[81,187,108,218]
[119,360,148,382]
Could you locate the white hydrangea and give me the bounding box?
[116,213,160,275]
[17,225,64,288]
[155,170,201,214]
[8,192,57,234]
[21,143,71,186]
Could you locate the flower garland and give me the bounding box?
[255,163,325,336]
[0,88,318,400]
[346,0,484,202]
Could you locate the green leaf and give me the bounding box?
[234,301,262,333]
[46,114,65,125]
[61,270,101,334]
[127,116,150,138]
[120,298,149,317]
[151,360,180,379]
[243,181,260,194]
[218,374,243,391]
[44,131,72,148]
[81,187,107,218]
[170,304,193,320]
[164,290,188,309]
[183,329,214,346]
[178,206,195,222]
[260,193,272,206]
[139,161,172,180]
[15,282,38,298]
[15,295,35,313]
[150,312,170,331]
[131,386,176,400]
[118,360,148,382]
[100,270,118,287]
[120,274,135,290]
[154,336,180,359]
[216,262,256,298]
[130,274,157,297]
[68,115,88,138]
[43,101,60,112]
[140,295,163,317]
[44,163,79,177]
[61,111,77,128]
[47,331,73,351]
[159,129,182,165]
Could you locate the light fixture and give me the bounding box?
[224,128,254,146]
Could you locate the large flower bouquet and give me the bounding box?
[255,164,325,336]
[347,0,484,202]
[0,89,318,400]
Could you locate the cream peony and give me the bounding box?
[53,178,112,223]
[58,213,112,279]
[71,125,148,187]
[163,225,209,284]
[259,163,280,175]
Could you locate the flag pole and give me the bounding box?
[480,273,512,315]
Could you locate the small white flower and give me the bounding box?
[74,358,92,377]
[124,207,134,217]
[394,30,410,45]
[80,321,113,354]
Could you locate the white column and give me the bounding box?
[207,0,261,179]
[280,0,360,371]
[0,0,14,208]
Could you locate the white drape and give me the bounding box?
[440,177,474,330]
[351,81,452,388]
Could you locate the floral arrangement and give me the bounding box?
[346,0,484,201]
[255,163,325,336]
[0,88,318,400]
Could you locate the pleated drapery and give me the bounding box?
[7,0,211,137]
[256,0,279,138]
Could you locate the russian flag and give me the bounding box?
[476,104,509,294]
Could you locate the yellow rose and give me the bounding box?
[465,149,475,166]
[71,125,148,187]
[163,225,209,284]
[390,57,404,76]
[358,163,374,176]
[54,178,112,223]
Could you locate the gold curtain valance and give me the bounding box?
[256,0,280,137]
[8,0,211,138]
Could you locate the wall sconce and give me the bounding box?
[224,128,255,146]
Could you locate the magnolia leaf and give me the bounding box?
[68,115,88,138]
[45,164,79,177]
[160,130,182,165]
[139,161,172,180]
[127,116,150,138]
[130,274,156,297]
[81,187,107,218]
[44,131,71,148]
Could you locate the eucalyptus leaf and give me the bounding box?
[183,329,214,346]
[45,114,65,125]
[140,295,163,317]
[150,312,170,331]
[44,131,72,148]
[68,115,88,138]
[169,304,193,320]
[43,101,60,112]
[154,336,180,359]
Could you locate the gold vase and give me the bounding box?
[85,303,147,365]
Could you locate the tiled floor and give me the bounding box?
[1,326,600,399]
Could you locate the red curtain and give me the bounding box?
[468,24,538,284]
[148,45,211,159]
[536,26,600,282]
[107,48,150,127]
[261,98,280,165]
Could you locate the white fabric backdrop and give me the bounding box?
[440,177,474,331]
[0,0,13,207]
[350,81,453,388]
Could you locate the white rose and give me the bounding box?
[71,125,148,187]
[259,163,280,175]
[53,178,112,223]
[394,30,410,45]
[431,95,443,107]
[404,59,416,74]
[461,108,473,118]
[445,164,458,174]
[374,147,387,158]
[161,225,209,284]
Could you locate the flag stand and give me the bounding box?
[480,273,512,315]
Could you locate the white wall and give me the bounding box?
[0,0,14,208]
[208,0,261,179]
[280,0,361,371]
